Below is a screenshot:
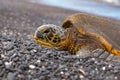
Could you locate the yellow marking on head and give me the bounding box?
[34,24,67,49]
[34,34,55,48]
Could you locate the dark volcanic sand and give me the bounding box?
[0,0,120,80]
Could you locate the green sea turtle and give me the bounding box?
[34,13,120,61]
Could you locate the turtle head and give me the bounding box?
[34,24,66,48]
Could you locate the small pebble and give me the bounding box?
[29,65,36,69]
[60,71,64,74]
[114,76,118,80]
[80,74,84,79]
[7,72,15,80]
[102,67,106,70]
[33,49,37,53]
[4,61,12,69]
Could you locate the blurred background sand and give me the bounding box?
[31,0,120,20]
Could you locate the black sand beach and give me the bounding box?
[0,0,120,80]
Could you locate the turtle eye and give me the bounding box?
[43,28,51,33]
[36,31,44,39]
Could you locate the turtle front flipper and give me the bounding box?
[84,30,120,57]
[77,27,120,61]
[92,49,120,62]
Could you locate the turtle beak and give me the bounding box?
[34,34,54,48]
[34,31,57,48]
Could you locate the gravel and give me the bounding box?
[0,0,120,80]
[1,34,120,80]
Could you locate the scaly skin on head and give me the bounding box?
[34,24,67,49]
